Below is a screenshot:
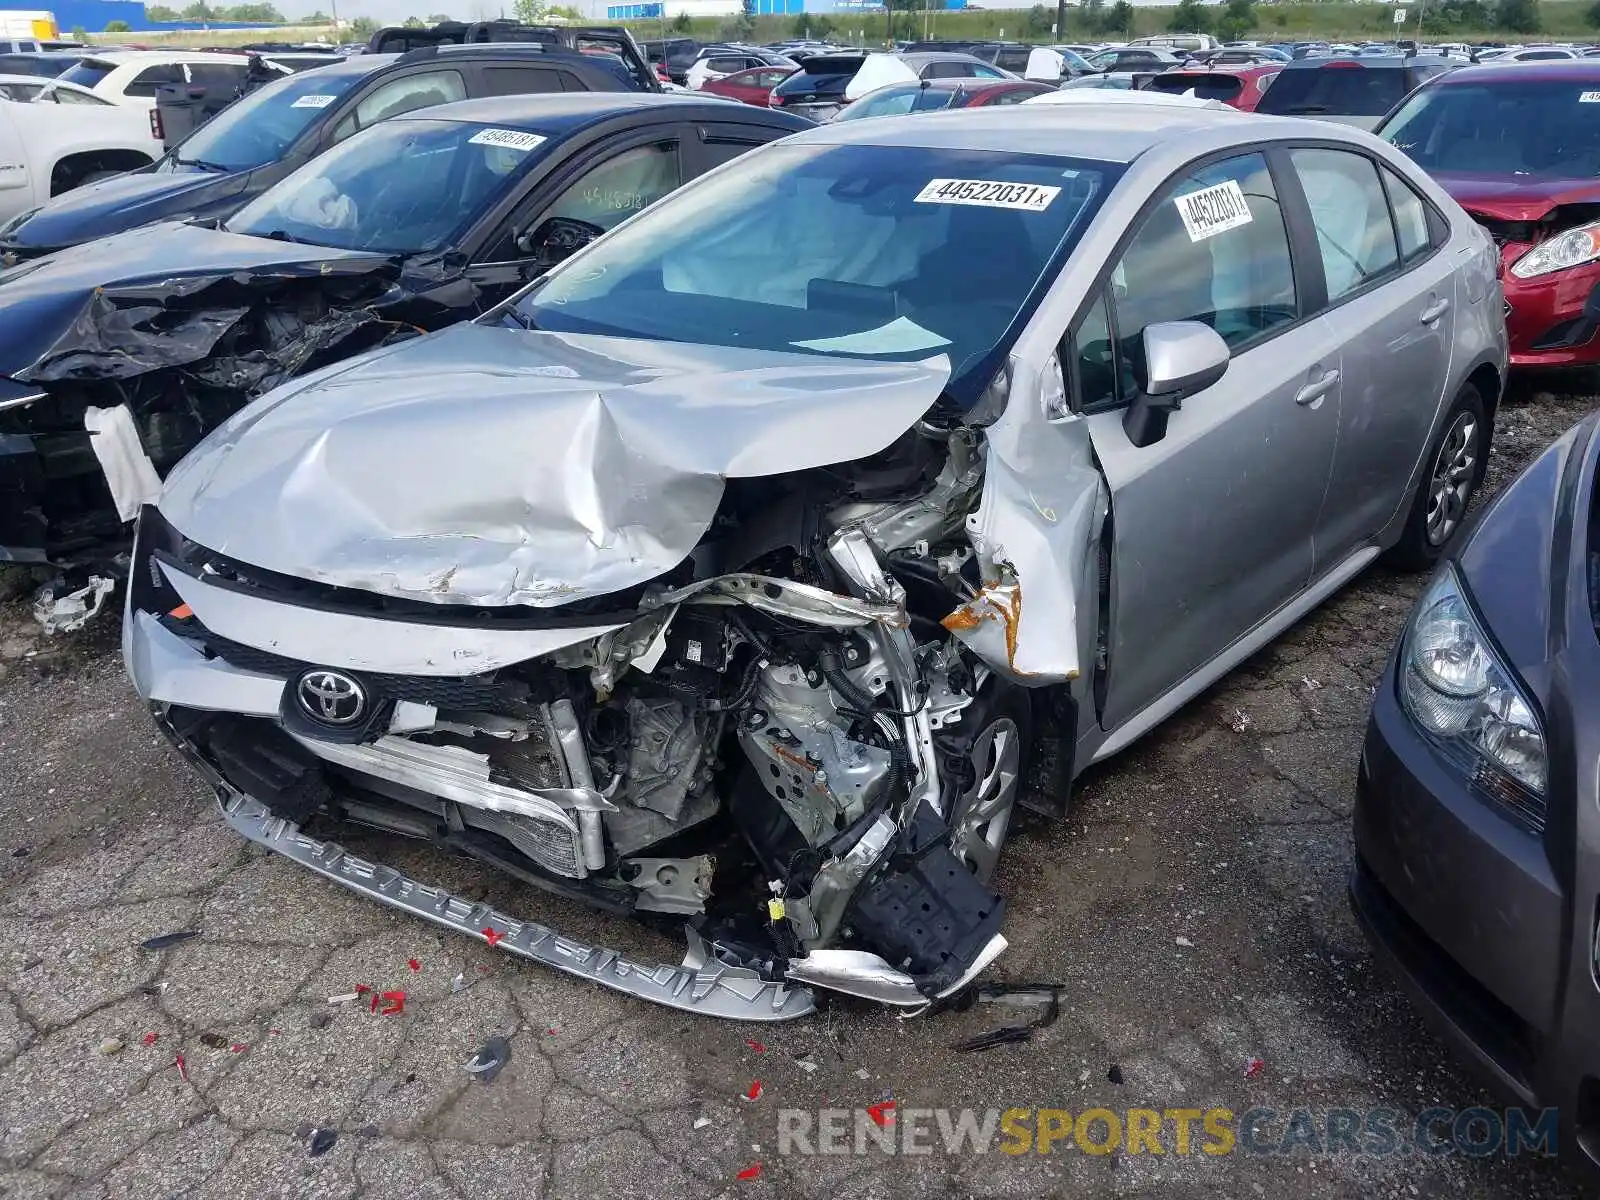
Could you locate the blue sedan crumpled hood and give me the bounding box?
[4,166,252,252]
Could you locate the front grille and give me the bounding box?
[164,615,533,714]
[462,808,583,877]
[1471,213,1536,248]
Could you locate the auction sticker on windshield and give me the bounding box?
[468,128,548,152]
[1175,179,1252,242]
[1581,90,1600,102]
[914,179,1060,211]
[290,94,337,109]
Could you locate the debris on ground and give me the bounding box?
[1301,676,1323,692]
[328,992,360,1004]
[33,575,115,635]
[407,958,421,972]
[854,1068,870,1080]
[309,1010,333,1030]
[463,1036,511,1085]
[1107,1064,1124,1085]
[230,1043,247,1053]
[308,1128,338,1158]
[743,1080,763,1101]
[745,1038,767,1053]
[1245,1056,1265,1079]
[450,972,469,994]
[139,930,201,951]
[950,983,1063,1053]
[97,1037,124,1056]
[482,927,505,946]
[867,1101,895,1126]
[1175,935,1194,948]
[736,1164,762,1181]
[794,1058,818,1073]
[140,1032,158,1047]
[693,1117,713,1131]
[9,847,27,858]
[174,1054,189,1082]
[378,990,405,1016]
[1230,709,1252,733]
[198,1032,228,1049]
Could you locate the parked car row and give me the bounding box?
[9,38,1600,1173]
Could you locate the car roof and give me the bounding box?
[1437,58,1600,82]
[896,51,995,67]
[394,91,798,131]
[86,49,264,66]
[786,102,1249,163]
[1277,54,1454,69]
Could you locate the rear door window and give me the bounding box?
[188,63,248,92]
[334,69,466,141]
[478,65,566,96]
[1289,148,1401,300]
[1381,164,1435,263]
[1256,63,1409,117]
[124,63,185,98]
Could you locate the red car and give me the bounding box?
[701,65,796,107]
[1379,61,1600,368]
[1141,64,1282,112]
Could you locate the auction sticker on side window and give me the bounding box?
[1581,90,1600,102]
[1175,179,1252,242]
[290,94,336,109]
[468,128,547,152]
[914,178,1060,212]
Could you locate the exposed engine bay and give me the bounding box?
[139,411,1072,1014]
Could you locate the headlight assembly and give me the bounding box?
[1510,220,1600,280]
[1400,565,1548,806]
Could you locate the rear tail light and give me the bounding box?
[149,107,163,140]
[769,91,784,106]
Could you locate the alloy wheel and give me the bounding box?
[1425,410,1478,547]
[949,716,1022,883]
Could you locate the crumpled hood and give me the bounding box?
[0,221,392,380]
[1434,172,1600,222]
[160,321,951,608]
[4,167,251,251]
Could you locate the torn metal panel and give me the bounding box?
[161,323,950,608]
[650,573,907,629]
[84,405,161,522]
[950,355,1107,685]
[33,574,114,633]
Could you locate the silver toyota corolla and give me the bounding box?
[124,104,1507,1020]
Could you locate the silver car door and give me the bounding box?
[1290,149,1457,570]
[1073,150,1344,735]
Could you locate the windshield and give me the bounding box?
[1381,79,1600,177]
[163,68,364,173]
[838,84,957,120]
[227,118,548,254]
[56,59,113,90]
[513,143,1117,404]
[1256,63,1411,116]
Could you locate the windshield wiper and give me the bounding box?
[1283,104,1330,113]
[260,229,309,244]
[501,305,536,331]
[174,156,232,172]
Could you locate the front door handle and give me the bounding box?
[1294,368,1341,407]
[1420,297,1451,324]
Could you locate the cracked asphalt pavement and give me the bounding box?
[0,385,1597,1200]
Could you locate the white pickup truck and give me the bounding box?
[0,94,162,228]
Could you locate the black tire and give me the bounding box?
[1386,381,1489,572]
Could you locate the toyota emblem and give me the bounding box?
[296,669,367,726]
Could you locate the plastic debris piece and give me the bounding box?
[1107,1064,1124,1085]
[354,984,372,996]
[1230,709,1252,733]
[745,1038,767,1053]
[139,930,201,951]
[867,1101,896,1127]
[546,1028,557,1036]
[198,1032,228,1049]
[450,973,468,994]
[97,1037,124,1056]
[11,847,29,858]
[407,958,421,972]
[950,983,1064,1054]
[230,1043,247,1054]
[1175,935,1194,948]
[269,1029,281,1036]
[33,574,115,635]
[308,1128,338,1157]
[482,927,505,946]
[953,1025,1033,1052]
[736,1164,762,1182]
[854,1067,870,1080]
[743,1080,763,1102]
[174,1054,189,1082]
[463,1036,511,1084]
[693,1117,713,1130]
[328,993,359,1004]
[1245,1057,1265,1079]
[379,991,405,1016]
[795,1058,818,1073]
[141,1032,158,1047]
[369,993,379,1014]
[1302,676,1323,692]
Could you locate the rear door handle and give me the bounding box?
[1294,369,1341,407]
[1420,298,1450,324]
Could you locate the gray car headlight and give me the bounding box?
[1510,219,1600,279]
[1400,565,1547,795]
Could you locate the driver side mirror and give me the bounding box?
[1122,321,1230,448]
[516,216,606,267]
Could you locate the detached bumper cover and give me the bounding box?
[215,785,817,1022]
